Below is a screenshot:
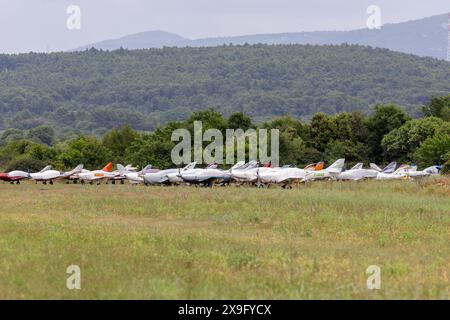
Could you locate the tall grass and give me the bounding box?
[0,178,449,299]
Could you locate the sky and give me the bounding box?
[0,0,448,53]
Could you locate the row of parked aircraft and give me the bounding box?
[0,160,442,188]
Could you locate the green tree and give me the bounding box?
[324,140,368,166]
[423,95,450,121]
[187,109,228,132]
[4,155,45,172]
[381,117,444,162]
[365,104,410,161]
[102,125,139,162]
[228,112,253,131]
[309,113,337,152]
[414,125,450,167]
[0,128,25,145]
[27,125,55,145]
[57,136,112,170]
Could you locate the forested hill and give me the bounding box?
[0,44,449,136]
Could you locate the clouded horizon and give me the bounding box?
[0,0,448,53]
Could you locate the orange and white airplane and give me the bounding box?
[304,162,324,171]
[303,159,346,181]
[75,163,115,184]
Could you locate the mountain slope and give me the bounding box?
[77,31,190,51]
[75,14,449,60]
[0,44,449,136]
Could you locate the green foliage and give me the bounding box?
[324,140,368,166]
[0,128,25,145]
[0,139,57,171]
[228,113,253,131]
[187,109,228,132]
[57,136,113,170]
[309,113,337,152]
[365,104,411,161]
[414,124,450,167]
[4,155,45,172]
[27,125,55,145]
[442,157,450,174]
[102,125,139,162]
[423,95,450,121]
[381,117,444,162]
[0,104,448,172]
[0,45,449,137]
[125,133,176,169]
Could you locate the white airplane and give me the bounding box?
[0,170,30,184]
[257,166,307,188]
[375,164,410,180]
[177,162,246,187]
[231,167,263,184]
[336,163,379,181]
[29,166,62,184]
[124,165,160,184]
[303,159,346,181]
[230,161,267,184]
[111,164,139,184]
[166,162,222,185]
[143,162,197,185]
[76,162,116,185]
[402,165,442,179]
[422,165,442,175]
[60,164,84,183]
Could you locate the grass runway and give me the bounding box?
[0,178,449,299]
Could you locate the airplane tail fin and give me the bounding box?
[102,162,113,172]
[351,163,363,170]
[231,161,245,170]
[74,164,84,173]
[142,164,152,171]
[183,162,197,171]
[370,163,382,172]
[382,161,397,173]
[246,160,259,170]
[39,165,52,173]
[326,159,345,171]
[117,164,125,175]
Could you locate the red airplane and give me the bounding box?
[0,170,30,184]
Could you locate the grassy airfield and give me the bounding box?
[0,178,449,299]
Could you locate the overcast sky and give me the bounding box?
[0,0,448,53]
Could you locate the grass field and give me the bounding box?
[0,178,449,299]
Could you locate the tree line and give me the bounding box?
[0,95,449,174]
